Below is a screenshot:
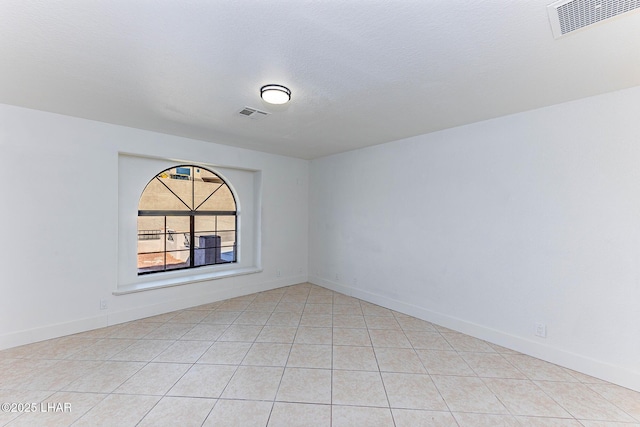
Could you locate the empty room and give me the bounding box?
[1,1,639,426]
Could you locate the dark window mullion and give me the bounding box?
[189,215,195,268]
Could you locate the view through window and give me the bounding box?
[137,165,237,275]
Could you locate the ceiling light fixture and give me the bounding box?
[260,84,291,105]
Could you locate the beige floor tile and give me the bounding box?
[0,359,59,389]
[63,361,145,393]
[179,324,227,341]
[20,360,102,391]
[0,390,54,426]
[333,314,367,328]
[303,303,333,315]
[107,322,160,339]
[487,342,521,355]
[143,323,194,340]
[137,396,215,427]
[333,293,361,305]
[431,375,509,414]
[333,346,379,371]
[395,316,438,332]
[461,352,527,378]
[299,314,333,327]
[201,310,241,324]
[217,300,252,311]
[484,378,572,417]
[197,341,252,365]
[516,417,584,426]
[245,301,278,312]
[268,402,331,427]
[242,342,292,367]
[306,294,333,304]
[286,344,332,369]
[332,405,394,427]
[588,383,640,421]
[453,412,521,426]
[167,310,209,323]
[72,394,160,427]
[404,331,453,350]
[109,339,174,362]
[221,366,284,400]
[441,332,496,353]
[578,421,640,427]
[190,301,222,310]
[217,325,263,342]
[536,381,637,422]
[4,391,106,427]
[233,311,271,325]
[4,284,639,427]
[360,303,394,317]
[168,364,236,398]
[332,304,363,315]
[375,347,426,373]
[267,311,302,326]
[274,302,305,313]
[63,338,137,361]
[333,327,372,346]
[153,340,212,363]
[294,327,332,345]
[255,326,298,343]
[382,372,447,410]
[392,409,458,427]
[416,350,475,376]
[114,362,190,395]
[365,316,402,330]
[279,294,308,304]
[505,354,581,382]
[276,368,332,404]
[332,370,389,407]
[369,329,411,348]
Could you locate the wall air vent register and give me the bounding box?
[547,0,640,38]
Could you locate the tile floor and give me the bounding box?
[1,283,639,426]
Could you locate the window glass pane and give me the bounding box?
[156,168,193,209]
[139,177,190,211]
[196,184,235,212]
[165,250,190,270]
[195,216,220,266]
[138,252,165,274]
[194,169,225,210]
[218,216,236,263]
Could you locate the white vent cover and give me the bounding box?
[547,0,640,38]
[237,106,270,119]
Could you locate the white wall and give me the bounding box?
[309,85,640,391]
[0,103,308,349]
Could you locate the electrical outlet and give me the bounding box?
[276,269,281,277]
[535,322,547,338]
[353,277,358,286]
[335,273,340,282]
[100,299,108,310]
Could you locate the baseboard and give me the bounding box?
[0,275,307,351]
[309,275,640,392]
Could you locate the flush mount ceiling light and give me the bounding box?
[260,84,291,105]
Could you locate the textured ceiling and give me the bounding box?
[1,1,639,159]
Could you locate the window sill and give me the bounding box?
[114,266,263,295]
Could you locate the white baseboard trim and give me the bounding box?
[0,275,307,351]
[310,275,640,392]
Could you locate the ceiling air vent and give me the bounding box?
[237,106,270,120]
[547,0,640,38]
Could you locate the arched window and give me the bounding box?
[137,165,237,275]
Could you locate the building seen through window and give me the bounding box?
[137,165,237,275]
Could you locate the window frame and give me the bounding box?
[137,164,238,276]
